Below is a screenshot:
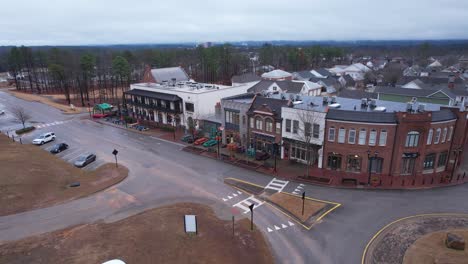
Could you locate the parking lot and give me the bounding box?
[20,123,108,171]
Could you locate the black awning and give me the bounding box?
[125,89,181,102]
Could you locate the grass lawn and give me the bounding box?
[269,192,326,222]
[403,229,468,264]
[0,134,128,216]
[5,89,85,114]
[0,203,274,264]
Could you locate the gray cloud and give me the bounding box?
[1,0,468,45]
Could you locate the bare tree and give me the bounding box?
[295,106,325,178]
[11,106,31,129]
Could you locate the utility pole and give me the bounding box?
[112,149,119,168]
[302,191,306,216]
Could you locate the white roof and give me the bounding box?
[151,67,189,83]
[428,60,442,68]
[261,69,292,79]
[344,63,371,73]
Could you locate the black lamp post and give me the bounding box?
[87,102,92,118]
[112,149,119,168]
[249,203,254,231]
[450,147,463,182]
[367,150,379,185]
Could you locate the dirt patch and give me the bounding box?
[0,203,273,264]
[403,229,468,264]
[0,135,128,216]
[5,90,85,114]
[268,192,326,222]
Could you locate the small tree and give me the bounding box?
[11,106,31,129]
[296,106,324,178]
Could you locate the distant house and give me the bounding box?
[247,80,322,96]
[231,73,261,86]
[375,86,456,105]
[309,77,341,95]
[142,66,190,84]
[339,74,357,89]
[403,65,422,77]
[311,68,332,78]
[261,69,293,81]
[292,70,314,80]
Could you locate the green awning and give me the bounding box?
[94,103,113,110]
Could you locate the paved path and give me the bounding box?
[1,90,468,264]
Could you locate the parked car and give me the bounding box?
[194,137,208,145]
[255,151,270,161]
[50,143,69,154]
[74,153,96,168]
[32,132,56,145]
[181,134,193,142]
[135,125,149,131]
[202,139,218,147]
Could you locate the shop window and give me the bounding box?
[423,153,436,169]
[346,155,361,172]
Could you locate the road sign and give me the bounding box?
[112,149,118,155]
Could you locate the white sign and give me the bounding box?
[184,215,197,233]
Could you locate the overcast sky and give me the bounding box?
[2,0,468,46]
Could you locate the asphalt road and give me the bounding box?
[1,89,467,264]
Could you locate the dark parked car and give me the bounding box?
[74,153,97,168]
[255,151,270,161]
[50,143,69,154]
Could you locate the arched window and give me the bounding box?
[358,128,367,145]
[338,128,346,143]
[369,129,377,146]
[405,131,420,147]
[255,117,263,130]
[379,130,387,146]
[328,126,336,142]
[265,118,273,132]
[447,126,453,141]
[426,129,433,145]
[441,127,447,143]
[434,128,441,144]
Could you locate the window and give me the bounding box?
[434,128,441,144]
[293,120,299,134]
[423,154,436,169]
[369,129,377,146]
[401,157,416,175]
[304,122,312,138]
[285,119,291,132]
[161,100,166,108]
[405,131,420,147]
[250,117,254,128]
[447,126,453,141]
[255,117,263,130]
[441,128,447,143]
[348,129,356,144]
[358,129,367,145]
[370,157,383,173]
[379,130,387,146]
[438,152,448,167]
[327,153,342,170]
[313,124,320,138]
[338,128,346,143]
[328,127,336,142]
[276,122,281,134]
[185,102,194,112]
[265,118,273,133]
[291,142,309,162]
[426,129,433,145]
[242,115,246,125]
[346,155,362,172]
[273,86,277,91]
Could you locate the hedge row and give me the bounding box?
[15,126,36,134]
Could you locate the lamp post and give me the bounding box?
[248,203,254,231]
[112,149,119,168]
[172,118,176,141]
[367,150,379,186]
[450,147,463,182]
[87,102,92,118]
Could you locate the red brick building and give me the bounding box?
[322,102,468,188]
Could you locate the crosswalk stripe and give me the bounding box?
[233,193,237,197]
[267,227,273,233]
[237,191,242,194]
[297,186,303,189]
[282,224,288,228]
[222,198,227,202]
[288,221,295,226]
[228,196,232,199]
[265,178,289,193]
[274,225,281,230]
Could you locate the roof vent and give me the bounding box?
[406,102,413,112]
[374,106,386,112]
[418,104,426,112]
[330,96,337,103]
[329,103,341,108]
[361,98,368,106]
[323,97,329,105]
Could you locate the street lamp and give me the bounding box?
[172,118,176,141]
[450,147,463,182]
[112,149,119,168]
[367,150,379,186]
[248,203,254,231]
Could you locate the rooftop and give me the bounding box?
[261,69,292,79]
[131,81,244,95]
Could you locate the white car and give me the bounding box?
[32,132,56,145]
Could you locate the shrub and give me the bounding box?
[124,116,135,123]
[16,126,35,134]
[161,126,175,132]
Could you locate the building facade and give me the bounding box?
[221,93,255,148]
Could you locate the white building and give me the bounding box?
[247,80,322,96]
[125,81,255,128]
[276,94,327,167]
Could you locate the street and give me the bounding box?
[1,89,468,264]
